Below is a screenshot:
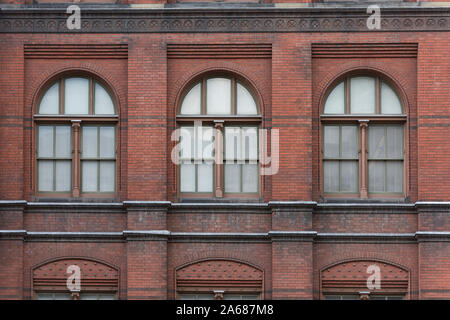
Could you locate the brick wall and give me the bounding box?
[0,6,449,300]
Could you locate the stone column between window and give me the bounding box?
[214,120,224,198]
[359,120,369,199]
[71,120,81,198]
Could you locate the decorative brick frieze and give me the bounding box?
[1,7,450,33]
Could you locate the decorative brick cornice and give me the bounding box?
[24,43,128,59]
[0,7,450,33]
[123,201,171,212]
[268,230,317,242]
[311,43,418,59]
[25,202,124,214]
[0,200,27,211]
[123,230,170,241]
[26,231,124,242]
[0,229,27,240]
[2,230,449,243]
[316,232,417,243]
[170,202,270,214]
[316,202,416,214]
[170,232,268,242]
[167,43,272,59]
[415,231,450,242]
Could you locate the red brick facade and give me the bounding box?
[0,1,449,300]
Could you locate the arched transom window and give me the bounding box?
[35,76,118,197]
[176,75,261,198]
[321,75,406,198]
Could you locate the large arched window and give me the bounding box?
[176,75,261,198]
[35,75,117,197]
[321,75,406,198]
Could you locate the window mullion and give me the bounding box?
[71,121,81,197]
[202,78,206,115]
[214,121,224,197]
[89,78,93,115]
[232,78,236,115]
[345,78,350,114]
[376,77,381,114]
[59,79,64,115]
[53,126,56,191]
[359,120,369,198]
[97,127,101,192]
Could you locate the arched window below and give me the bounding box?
[176,75,261,199]
[34,75,118,198]
[321,75,406,199]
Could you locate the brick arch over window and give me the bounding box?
[32,257,119,298]
[175,258,264,297]
[320,259,410,299]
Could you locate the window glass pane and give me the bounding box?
[177,294,214,300]
[242,163,258,193]
[100,161,115,192]
[341,126,358,159]
[206,78,231,115]
[55,161,71,191]
[225,127,241,160]
[99,127,115,158]
[180,83,201,115]
[64,77,89,115]
[225,163,240,193]
[381,81,402,114]
[323,161,339,192]
[79,293,99,300]
[36,293,71,300]
[323,126,339,158]
[368,126,385,159]
[323,295,359,300]
[36,293,53,300]
[386,125,403,159]
[82,161,98,192]
[340,161,358,192]
[180,163,195,192]
[350,76,375,114]
[38,126,54,158]
[368,161,385,192]
[199,126,214,160]
[179,127,194,160]
[342,295,361,300]
[39,82,59,114]
[323,81,345,114]
[242,127,258,161]
[55,126,71,158]
[237,82,258,115]
[38,160,53,191]
[94,82,115,114]
[82,127,98,158]
[386,161,403,193]
[197,163,213,192]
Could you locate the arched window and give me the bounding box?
[321,75,406,198]
[176,75,261,198]
[35,75,118,197]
